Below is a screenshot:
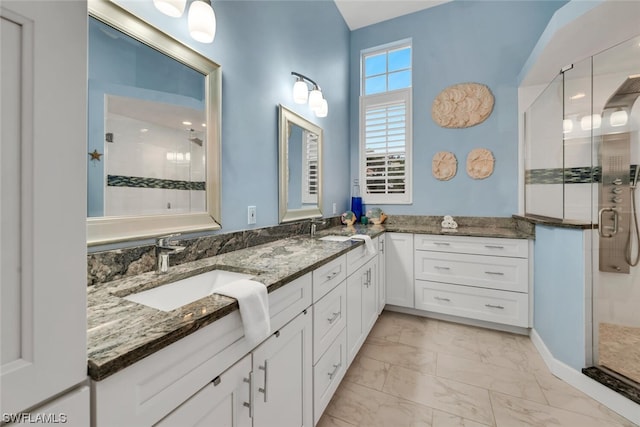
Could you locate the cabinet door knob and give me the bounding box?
[327,311,341,324]
[328,363,342,380]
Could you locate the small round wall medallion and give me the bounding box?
[431,83,494,128]
[466,148,494,179]
[432,151,457,181]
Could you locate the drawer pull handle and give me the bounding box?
[485,271,505,276]
[327,311,341,324]
[243,373,253,418]
[326,271,339,280]
[485,304,505,309]
[434,296,451,302]
[434,242,451,246]
[258,362,268,402]
[434,266,451,271]
[328,363,342,380]
[484,245,505,249]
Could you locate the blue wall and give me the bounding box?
[534,225,586,370]
[113,0,351,232]
[349,0,565,217]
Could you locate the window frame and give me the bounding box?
[359,39,413,205]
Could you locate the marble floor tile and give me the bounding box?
[436,353,547,404]
[399,324,483,362]
[431,410,491,427]
[490,391,628,427]
[382,365,495,426]
[534,370,638,426]
[359,339,437,375]
[324,381,433,427]
[343,354,390,391]
[316,414,356,427]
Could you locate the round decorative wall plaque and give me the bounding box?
[432,151,457,181]
[431,83,494,128]
[466,148,494,179]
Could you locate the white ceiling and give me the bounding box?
[334,0,452,30]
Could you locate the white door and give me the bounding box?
[253,311,313,427]
[156,356,252,427]
[362,258,378,335]
[385,233,415,308]
[1,1,87,415]
[346,267,365,364]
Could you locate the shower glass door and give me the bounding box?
[590,35,640,386]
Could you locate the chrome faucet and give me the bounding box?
[155,233,186,274]
[310,218,327,237]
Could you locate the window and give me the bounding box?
[360,40,412,204]
[302,131,319,204]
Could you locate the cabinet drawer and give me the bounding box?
[414,234,528,258]
[313,329,347,425]
[346,236,377,276]
[415,280,529,327]
[414,251,528,293]
[313,255,347,302]
[270,272,313,333]
[313,281,346,363]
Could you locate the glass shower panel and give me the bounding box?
[563,58,594,222]
[592,35,640,385]
[525,74,564,218]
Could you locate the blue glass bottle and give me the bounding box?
[351,179,362,221]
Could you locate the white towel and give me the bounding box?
[216,279,270,347]
[350,234,377,256]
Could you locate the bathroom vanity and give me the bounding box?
[87,217,533,427]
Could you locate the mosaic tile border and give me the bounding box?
[107,175,205,191]
[526,165,638,185]
[582,366,640,405]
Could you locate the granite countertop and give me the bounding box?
[87,219,533,381]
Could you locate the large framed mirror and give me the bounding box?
[278,105,323,223]
[87,0,221,245]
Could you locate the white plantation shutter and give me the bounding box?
[302,131,318,204]
[360,89,412,204]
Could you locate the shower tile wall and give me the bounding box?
[104,112,205,216]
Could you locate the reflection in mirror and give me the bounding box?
[279,105,323,223]
[87,0,221,245]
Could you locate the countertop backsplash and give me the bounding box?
[87,215,534,286]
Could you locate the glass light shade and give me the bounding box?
[580,114,601,131]
[610,110,628,127]
[153,0,186,17]
[315,99,328,118]
[293,80,308,104]
[308,89,323,110]
[188,0,216,44]
[562,118,573,133]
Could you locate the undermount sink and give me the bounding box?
[318,235,351,242]
[123,269,253,312]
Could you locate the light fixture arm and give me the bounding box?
[291,71,321,91]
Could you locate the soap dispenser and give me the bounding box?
[351,179,362,221]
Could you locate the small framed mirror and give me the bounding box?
[278,105,323,223]
[87,0,221,245]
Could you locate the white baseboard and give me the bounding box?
[530,329,640,426]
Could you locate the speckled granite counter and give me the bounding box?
[87,218,534,381]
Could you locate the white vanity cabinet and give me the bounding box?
[385,233,415,308]
[346,243,379,365]
[156,355,252,427]
[252,311,313,427]
[414,235,530,328]
[377,234,386,314]
[92,273,312,427]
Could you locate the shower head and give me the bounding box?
[603,74,640,112]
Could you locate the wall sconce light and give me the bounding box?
[154,0,216,44]
[291,72,328,118]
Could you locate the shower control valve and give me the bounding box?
[612,188,623,194]
[612,178,623,185]
[611,197,623,204]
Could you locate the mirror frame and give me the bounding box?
[87,0,222,245]
[278,104,323,223]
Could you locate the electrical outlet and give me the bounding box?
[332,203,337,214]
[248,206,256,224]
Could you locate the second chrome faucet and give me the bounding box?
[155,234,186,274]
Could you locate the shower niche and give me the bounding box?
[525,34,640,398]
